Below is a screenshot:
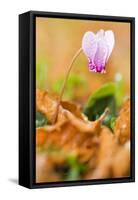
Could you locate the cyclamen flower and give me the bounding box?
[82,29,115,73]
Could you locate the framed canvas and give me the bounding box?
[19,11,135,189]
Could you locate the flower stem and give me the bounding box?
[53,47,82,123]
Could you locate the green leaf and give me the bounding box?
[36,112,48,128]
[83,83,117,129]
[114,73,124,107]
[110,117,117,130]
[66,167,80,181]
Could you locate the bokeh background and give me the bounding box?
[36,17,130,103]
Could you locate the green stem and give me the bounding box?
[53,48,82,123]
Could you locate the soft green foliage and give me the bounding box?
[43,147,87,180]
[52,73,87,99]
[36,112,48,128]
[65,154,87,180]
[83,81,124,130]
[110,117,117,130]
[114,73,124,107]
[36,63,48,90]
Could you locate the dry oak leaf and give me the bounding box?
[112,141,130,177]
[36,88,84,126]
[84,126,117,179]
[114,99,130,144]
[36,88,106,133]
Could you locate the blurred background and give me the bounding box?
[36,17,130,103]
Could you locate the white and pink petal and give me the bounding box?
[96,29,104,41]
[104,30,115,62]
[94,38,108,73]
[82,31,98,63]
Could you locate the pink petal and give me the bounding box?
[94,38,108,72]
[82,31,98,63]
[104,30,115,62]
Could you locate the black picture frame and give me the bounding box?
[19,11,135,189]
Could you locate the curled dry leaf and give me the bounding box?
[114,99,130,144]
[36,89,130,182]
[84,128,130,180]
[84,126,116,179]
[36,119,100,182]
[36,88,63,124]
[36,88,84,125]
[112,141,130,177]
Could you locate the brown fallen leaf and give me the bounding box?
[114,99,130,144]
[84,126,117,179]
[36,89,131,182]
[112,141,130,177]
[36,88,84,125]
